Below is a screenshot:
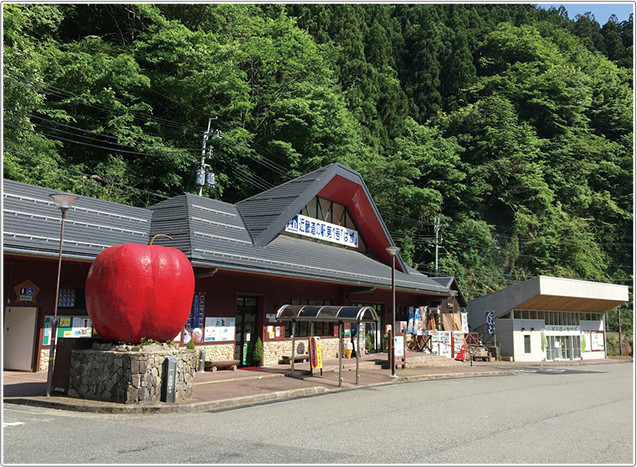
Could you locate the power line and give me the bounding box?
[4,149,170,204]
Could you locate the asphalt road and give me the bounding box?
[2,362,634,464]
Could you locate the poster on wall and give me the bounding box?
[204,317,236,342]
[452,331,465,359]
[582,331,591,352]
[591,331,605,351]
[438,331,453,358]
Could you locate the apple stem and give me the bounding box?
[149,234,173,245]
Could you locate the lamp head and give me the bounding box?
[49,194,78,212]
[385,246,400,256]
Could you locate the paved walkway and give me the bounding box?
[3,353,629,414]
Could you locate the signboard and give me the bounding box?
[310,336,323,369]
[43,315,94,346]
[14,279,40,304]
[394,335,404,357]
[486,311,496,335]
[591,331,605,351]
[438,331,453,358]
[461,312,469,334]
[204,317,236,342]
[285,214,359,248]
[452,331,465,360]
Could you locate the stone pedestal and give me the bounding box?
[68,342,195,404]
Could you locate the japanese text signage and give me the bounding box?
[285,214,359,248]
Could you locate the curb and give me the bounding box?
[397,370,517,383]
[4,386,331,414]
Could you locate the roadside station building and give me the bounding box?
[3,163,465,371]
[466,276,629,362]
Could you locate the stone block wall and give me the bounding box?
[264,337,360,366]
[39,348,50,372]
[197,344,235,364]
[68,342,195,404]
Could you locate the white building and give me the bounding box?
[466,276,629,362]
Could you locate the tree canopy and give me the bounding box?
[3,4,633,313]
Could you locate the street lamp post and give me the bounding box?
[386,246,400,377]
[46,194,78,397]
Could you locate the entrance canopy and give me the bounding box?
[276,305,379,323]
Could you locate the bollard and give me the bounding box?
[198,349,206,373]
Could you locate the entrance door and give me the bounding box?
[4,307,38,371]
[235,296,258,365]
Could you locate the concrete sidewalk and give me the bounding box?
[3,353,628,414]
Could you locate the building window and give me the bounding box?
[524,335,531,353]
[292,196,367,253]
[58,288,86,309]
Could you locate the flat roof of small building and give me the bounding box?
[466,275,630,330]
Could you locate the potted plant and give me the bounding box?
[253,337,263,367]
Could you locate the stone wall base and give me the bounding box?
[263,337,364,366]
[68,343,195,404]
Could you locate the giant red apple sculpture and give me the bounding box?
[86,235,195,344]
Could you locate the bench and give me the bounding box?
[205,359,240,371]
[280,354,310,364]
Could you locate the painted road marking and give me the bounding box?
[3,422,25,428]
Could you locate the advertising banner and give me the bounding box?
[486,310,496,335]
[310,336,323,369]
[285,214,359,248]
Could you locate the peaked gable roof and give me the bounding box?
[236,163,407,271]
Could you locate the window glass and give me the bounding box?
[306,198,318,218]
[524,335,531,353]
[537,311,544,320]
[514,310,522,319]
[332,202,345,226]
[319,198,332,222]
[58,288,86,309]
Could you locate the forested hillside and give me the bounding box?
[3,4,633,314]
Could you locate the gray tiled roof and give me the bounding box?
[3,174,456,296]
[3,179,152,260]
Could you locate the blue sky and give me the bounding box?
[536,3,634,23]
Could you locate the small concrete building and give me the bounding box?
[466,276,629,362]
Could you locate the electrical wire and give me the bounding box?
[4,149,170,204]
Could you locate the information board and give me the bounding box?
[43,315,94,346]
[204,317,236,342]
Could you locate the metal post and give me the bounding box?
[46,193,78,397]
[391,254,396,377]
[338,322,343,388]
[356,320,361,385]
[291,321,296,375]
[46,209,67,397]
[309,322,315,377]
[618,308,622,356]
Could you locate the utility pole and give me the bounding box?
[197,118,221,197]
[434,214,441,274]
